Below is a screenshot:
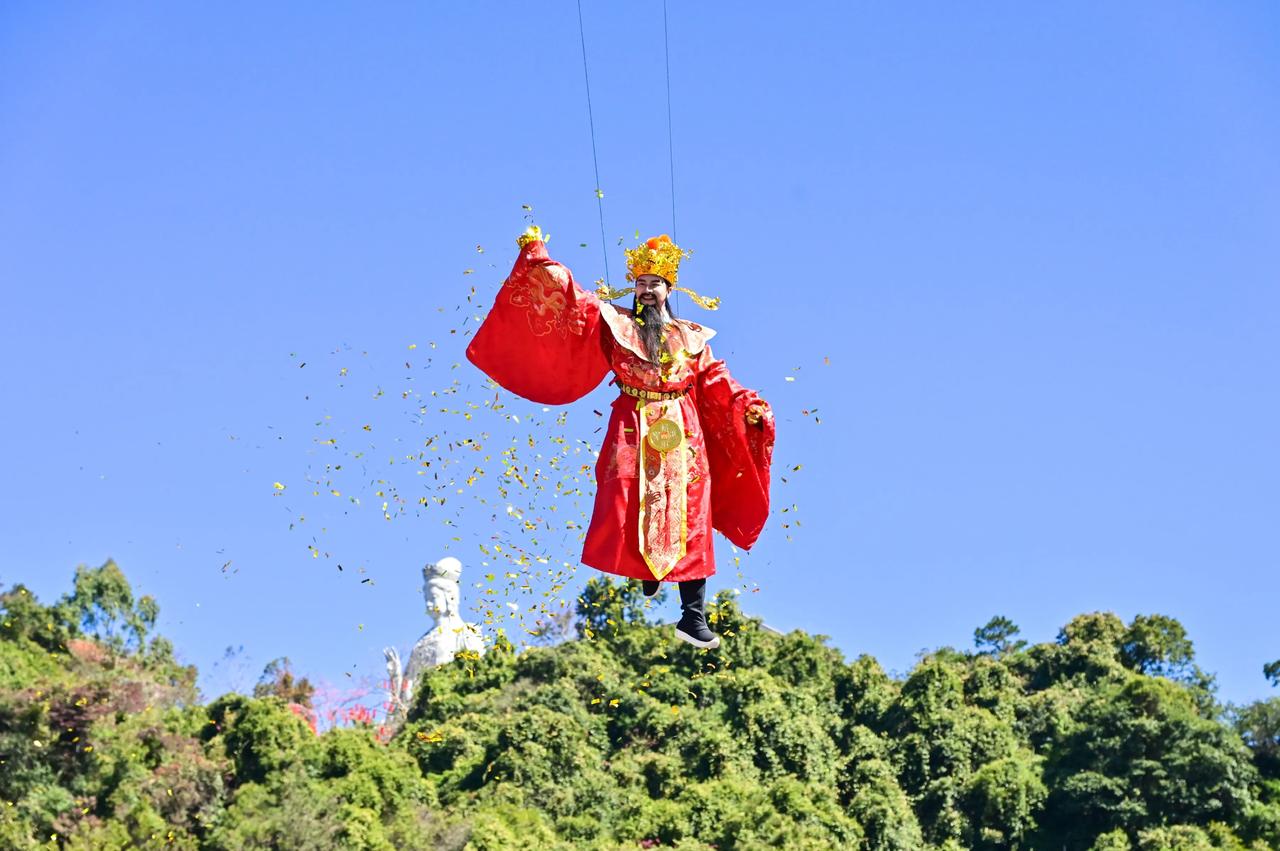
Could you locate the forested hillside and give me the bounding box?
[2,562,1278,850]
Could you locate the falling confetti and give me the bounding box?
[269,234,830,660]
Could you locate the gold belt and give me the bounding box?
[619,383,688,402]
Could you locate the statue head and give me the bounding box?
[422,557,463,622]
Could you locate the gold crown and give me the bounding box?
[624,234,690,283]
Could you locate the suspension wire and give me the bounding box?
[662,0,678,243]
[576,0,611,285]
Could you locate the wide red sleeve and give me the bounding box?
[694,345,776,550]
[465,239,611,405]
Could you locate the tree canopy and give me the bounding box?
[2,562,1278,850]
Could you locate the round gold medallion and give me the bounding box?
[646,418,683,453]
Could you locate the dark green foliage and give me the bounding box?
[974,616,1027,658]
[1,584,75,659]
[1120,615,1194,679]
[964,750,1047,848]
[205,694,314,785]
[842,756,924,850]
[3,569,1276,850]
[1235,698,1280,779]
[1265,661,1280,689]
[1040,678,1257,848]
[1239,694,1280,851]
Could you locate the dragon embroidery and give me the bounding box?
[506,263,591,338]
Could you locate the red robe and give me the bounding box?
[466,239,774,582]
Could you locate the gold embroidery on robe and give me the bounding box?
[506,264,590,338]
[598,305,716,365]
[637,399,689,579]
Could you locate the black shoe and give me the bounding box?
[674,579,721,649]
[642,580,660,598]
[675,615,721,649]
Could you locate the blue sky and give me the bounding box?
[2,2,1277,707]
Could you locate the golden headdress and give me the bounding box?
[625,234,688,283]
[597,234,720,310]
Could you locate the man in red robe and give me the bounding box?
[467,228,774,648]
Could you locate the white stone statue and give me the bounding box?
[384,557,485,716]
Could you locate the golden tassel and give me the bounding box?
[595,280,635,302]
[675,286,721,311]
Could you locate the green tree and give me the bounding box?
[1041,677,1256,847]
[1235,698,1280,779]
[574,576,654,639]
[964,750,1048,849]
[842,757,924,850]
[1024,611,1130,688]
[1121,615,1194,680]
[253,657,315,707]
[975,616,1026,658]
[58,560,158,655]
[7,561,1280,850]
[205,694,315,786]
[1,584,73,656]
[1091,829,1133,850]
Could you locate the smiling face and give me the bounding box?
[634,274,672,313]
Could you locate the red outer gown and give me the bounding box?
[466,239,774,582]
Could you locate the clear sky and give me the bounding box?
[2,2,1277,708]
